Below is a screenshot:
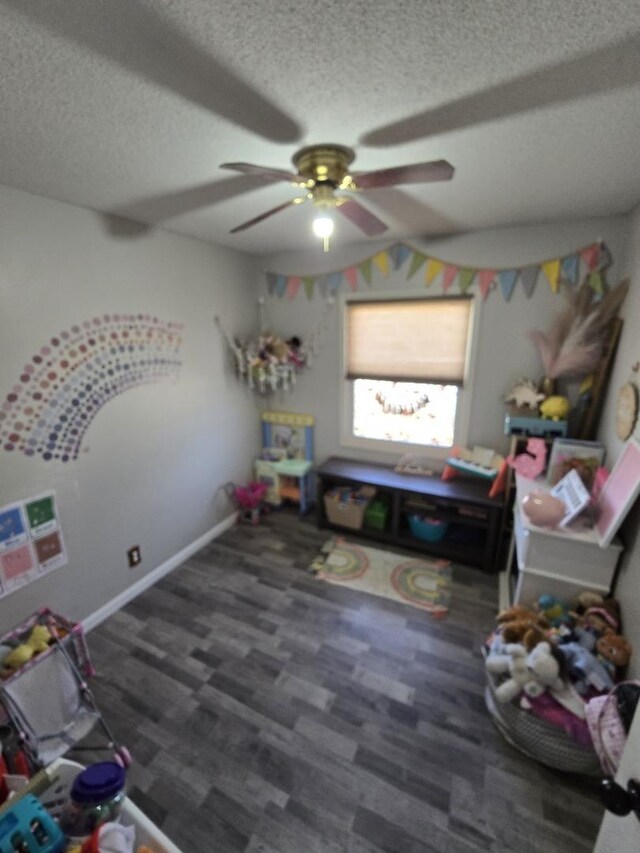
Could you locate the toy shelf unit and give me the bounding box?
[503,473,623,609]
[255,411,314,514]
[315,457,504,572]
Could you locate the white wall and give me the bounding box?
[0,185,259,627]
[599,202,640,677]
[257,218,628,465]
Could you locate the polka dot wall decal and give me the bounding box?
[0,314,183,461]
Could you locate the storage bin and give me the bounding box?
[324,486,376,530]
[408,514,449,542]
[364,497,390,530]
[31,759,183,853]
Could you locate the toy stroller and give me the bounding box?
[226,480,268,524]
[0,609,130,773]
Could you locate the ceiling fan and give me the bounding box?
[220,144,454,246]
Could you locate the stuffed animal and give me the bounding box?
[2,624,52,673]
[537,594,572,628]
[596,633,632,678]
[501,622,547,651]
[497,605,550,629]
[486,643,534,703]
[540,395,571,421]
[556,641,615,695]
[496,606,550,650]
[526,642,564,694]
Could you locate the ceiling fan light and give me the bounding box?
[312,215,334,239]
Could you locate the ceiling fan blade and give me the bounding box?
[353,160,454,189]
[220,162,303,184]
[336,198,388,237]
[230,197,307,233]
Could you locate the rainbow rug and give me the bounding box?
[309,537,452,618]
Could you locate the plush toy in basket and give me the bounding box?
[483,593,633,774]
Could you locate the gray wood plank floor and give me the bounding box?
[85,510,603,853]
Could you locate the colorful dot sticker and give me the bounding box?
[1,315,183,461]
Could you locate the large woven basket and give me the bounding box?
[485,670,601,776]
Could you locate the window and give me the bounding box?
[341,294,476,455]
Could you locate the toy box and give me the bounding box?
[324,486,376,530]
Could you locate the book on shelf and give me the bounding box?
[546,438,605,492]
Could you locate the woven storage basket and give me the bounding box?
[485,670,601,775]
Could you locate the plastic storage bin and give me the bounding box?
[364,497,390,530]
[17,759,183,853]
[324,486,376,530]
[408,514,449,542]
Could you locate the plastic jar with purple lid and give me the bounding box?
[59,762,126,840]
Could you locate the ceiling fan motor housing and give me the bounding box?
[292,144,355,188]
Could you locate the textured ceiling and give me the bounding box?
[1,0,640,255]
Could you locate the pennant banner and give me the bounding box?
[359,258,373,286]
[287,276,301,299]
[477,269,496,300]
[303,276,315,300]
[458,268,475,294]
[498,269,518,302]
[425,258,443,287]
[263,240,612,303]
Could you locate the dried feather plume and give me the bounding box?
[529,280,629,380]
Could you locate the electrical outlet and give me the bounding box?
[127,545,141,568]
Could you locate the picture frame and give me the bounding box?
[594,436,640,547]
[546,438,605,491]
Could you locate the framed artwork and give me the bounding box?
[594,437,640,547]
[546,438,605,491]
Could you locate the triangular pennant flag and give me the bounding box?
[477,269,496,300]
[561,254,580,285]
[407,251,427,279]
[373,250,390,276]
[287,276,301,299]
[598,243,612,271]
[498,269,518,302]
[359,258,373,285]
[328,271,343,294]
[587,271,605,295]
[345,266,359,291]
[266,271,277,296]
[303,276,315,300]
[520,266,539,298]
[541,259,561,293]
[458,268,475,293]
[425,258,444,287]
[275,275,287,298]
[580,243,601,271]
[395,243,412,269]
[441,264,458,293]
[388,243,401,270]
[317,275,329,298]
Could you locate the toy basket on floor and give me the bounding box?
[484,669,601,776]
[1,758,182,853]
[0,609,129,771]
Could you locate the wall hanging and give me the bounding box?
[0,314,183,461]
[0,491,66,598]
[264,240,612,302]
[215,297,334,394]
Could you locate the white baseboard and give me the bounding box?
[82,512,238,633]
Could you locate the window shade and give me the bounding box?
[346,297,472,385]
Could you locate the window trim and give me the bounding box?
[339,289,481,461]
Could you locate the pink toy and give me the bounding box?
[506,437,547,479]
[232,481,268,524]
